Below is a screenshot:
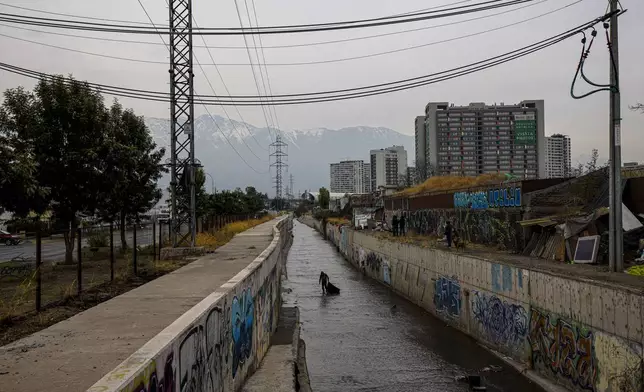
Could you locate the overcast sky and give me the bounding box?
[0,0,642,166]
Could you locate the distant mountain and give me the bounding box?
[145,115,414,195]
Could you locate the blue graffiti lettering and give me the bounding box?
[455,187,521,210]
[232,288,254,378]
[472,292,528,348]
[434,276,461,317]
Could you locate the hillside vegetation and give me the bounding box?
[397,173,507,196]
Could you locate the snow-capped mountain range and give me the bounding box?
[145,114,414,195]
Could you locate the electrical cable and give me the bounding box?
[247,0,283,132]
[0,0,579,68]
[0,0,537,36]
[135,0,268,174]
[0,0,549,50]
[0,10,622,106]
[570,15,621,100]
[0,0,474,29]
[233,0,276,141]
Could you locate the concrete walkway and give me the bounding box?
[0,219,278,392]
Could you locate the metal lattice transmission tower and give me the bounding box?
[269,134,288,210]
[168,0,196,247]
[289,174,294,200]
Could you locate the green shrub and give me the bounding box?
[87,228,110,248]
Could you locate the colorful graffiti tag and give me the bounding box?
[232,288,254,378]
[129,353,175,392]
[434,276,461,317]
[365,252,382,274]
[382,259,391,285]
[528,308,597,391]
[454,187,522,209]
[471,292,527,349]
[491,264,514,292]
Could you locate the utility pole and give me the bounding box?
[289,174,294,200]
[168,0,196,247]
[608,0,623,272]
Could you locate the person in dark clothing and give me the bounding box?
[392,215,399,237]
[399,215,406,236]
[319,271,329,294]
[445,221,453,248]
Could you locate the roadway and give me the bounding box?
[0,229,154,264]
[284,221,544,392]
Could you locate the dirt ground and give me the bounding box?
[0,252,192,346]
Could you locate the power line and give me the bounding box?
[0,0,579,68]
[0,1,168,26]
[247,0,288,202]
[0,0,538,36]
[0,11,621,106]
[135,0,267,175]
[233,0,276,141]
[0,0,474,29]
[0,0,549,50]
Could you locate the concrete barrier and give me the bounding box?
[88,216,293,392]
[306,219,644,392]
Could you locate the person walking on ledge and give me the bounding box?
[399,215,406,236]
[445,220,453,248]
[392,215,399,237]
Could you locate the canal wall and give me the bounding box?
[88,216,293,392]
[301,217,644,392]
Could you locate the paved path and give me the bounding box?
[0,219,278,392]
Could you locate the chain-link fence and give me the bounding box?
[0,222,165,320]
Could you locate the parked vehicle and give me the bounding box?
[0,230,22,245]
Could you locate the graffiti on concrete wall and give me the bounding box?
[179,326,211,392]
[528,308,597,391]
[256,271,276,357]
[454,187,522,210]
[232,288,254,378]
[434,276,461,317]
[491,264,514,292]
[365,252,382,274]
[389,208,521,251]
[340,226,349,257]
[471,292,527,349]
[383,259,391,285]
[128,353,176,392]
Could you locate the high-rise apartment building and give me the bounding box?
[415,116,429,181]
[545,134,572,178]
[330,160,368,194]
[370,146,408,190]
[424,100,546,179]
[363,163,372,193]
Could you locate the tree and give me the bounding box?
[98,101,166,249]
[318,187,330,209]
[630,103,643,113]
[1,77,112,263]
[0,87,49,217]
[585,149,599,173]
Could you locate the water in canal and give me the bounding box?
[283,221,544,392]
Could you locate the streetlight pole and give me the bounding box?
[608,0,623,272]
[204,172,216,194]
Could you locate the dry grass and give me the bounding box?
[328,217,350,226]
[196,215,274,250]
[396,173,507,196]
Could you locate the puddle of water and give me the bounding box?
[283,221,544,392]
